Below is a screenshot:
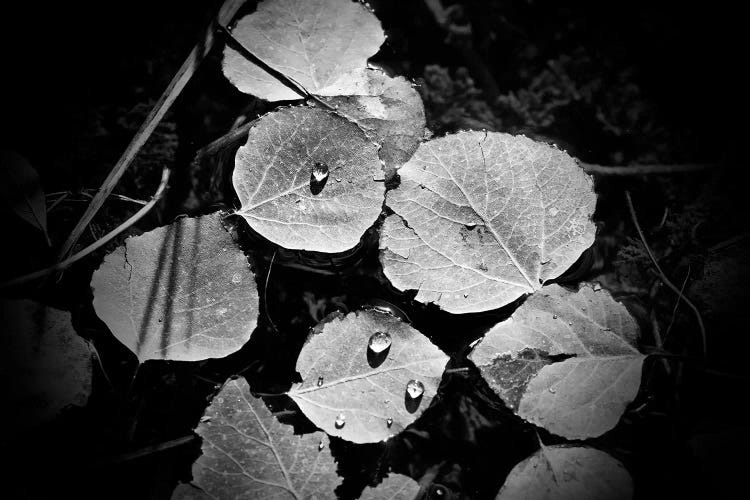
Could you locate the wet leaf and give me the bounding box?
[289,310,449,443]
[469,284,644,439]
[233,106,385,253]
[497,445,633,500]
[380,132,596,313]
[172,378,338,499]
[360,473,420,499]
[0,150,49,244]
[91,213,259,362]
[223,0,385,102]
[0,300,91,432]
[319,68,426,179]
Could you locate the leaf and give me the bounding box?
[289,310,449,444]
[469,284,644,439]
[379,132,596,314]
[318,68,426,179]
[91,213,259,363]
[233,106,385,253]
[223,0,385,102]
[0,150,49,244]
[360,473,420,499]
[0,300,92,432]
[171,378,339,500]
[497,445,633,500]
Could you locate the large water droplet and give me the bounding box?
[386,417,393,428]
[310,162,329,194]
[334,414,346,429]
[405,380,425,399]
[368,331,392,353]
[317,376,324,387]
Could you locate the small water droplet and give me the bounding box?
[368,331,392,353]
[335,177,342,182]
[463,293,469,298]
[386,417,393,428]
[540,259,551,265]
[552,314,558,319]
[568,322,573,326]
[593,283,602,291]
[231,273,242,284]
[318,440,325,451]
[465,222,477,229]
[317,376,324,387]
[406,380,425,399]
[549,387,556,394]
[334,414,346,429]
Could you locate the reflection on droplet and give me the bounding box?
[311,162,329,182]
[368,331,392,353]
[552,314,558,319]
[386,417,393,428]
[334,414,346,429]
[318,440,325,451]
[406,379,425,399]
[317,376,324,387]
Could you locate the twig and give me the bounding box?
[104,435,195,465]
[664,266,691,343]
[625,191,707,355]
[55,0,245,262]
[581,162,719,176]
[0,168,171,289]
[264,249,279,332]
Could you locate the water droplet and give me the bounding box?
[552,314,558,319]
[463,293,469,298]
[335,177,342,182]
[334,414,346,429]
[318,440,325,451]
[311,162,329,182]
[406,380,425,399]
[231,273,242,284]
[317,376,324,387]
[386,417,393,428]
[568,322,573,326]
[593,283,602,291]
[465,222,477,229]
[368,331,392,353]
[549,387,556,394]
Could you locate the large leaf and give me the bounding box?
[223,0,385,102]
[0,150,49,244]
[233,106,385,253]
[360,473,420,499]
[289,310,449,444]
[469,284,644,439]
[0,300,91,432]
[497,445,633,500]
[172,378,339,499]
[318,68,426,179]
[380,132,596,313]
[92,213,259,363]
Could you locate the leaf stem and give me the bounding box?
[581,162,719,176]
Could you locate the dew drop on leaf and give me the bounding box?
[317,376,324,387]
[553,314,558,319]
[405,379,425,399]
[368,331,392,353]
[386,417,393,428]
[335,414,346,429]
[318,440,325,451]
[310,162,329,195]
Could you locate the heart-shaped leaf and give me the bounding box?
[172,378,338,499]
[469,284,644,439]
[289,310,449,443]
[360,473,420,499]
[223,0,385,102]
[1,300,91,432]
[233,106,385,253]
[497,445,633,500]
[380,132,596,313]
[92,213,259,362]
[0,150,49,244]
[318,68,426,179]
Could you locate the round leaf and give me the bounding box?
[497,446,633,500]
[469,284,644,439]
[92,213,259,362]
[172,378,338,499]
[223,0,385,101]
[380,132,596,313]
[233,106,385,252]
[289,310,449,443]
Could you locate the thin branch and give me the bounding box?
[625,191,707,355]
[55,0,245,262]
[0,168,171,289]
[581,162,719,176]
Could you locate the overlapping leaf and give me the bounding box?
[380,132,596,314]
[233,106,385,252]
[497,445,633,500]
[469,284,644,439]
[223,0,385,101]
[289,310,449,443]
[92,213,259,362]
[318,68,426,179]
[360,473,420,499]
[0,150,49,244]
[172,378,339,499]
[0,300,91,432]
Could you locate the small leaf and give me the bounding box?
[223,0,385,101]
[0,150,49,244]
[497,446,633,500]
[233,106,385,253]
[91,213,259,362]
[171,379,339,499]
[469,284,645,439]
[318,68,426,179]
[380,132,596,314]
[0,300,92,432]
[360,473,420,499]
[289,310,449,443]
